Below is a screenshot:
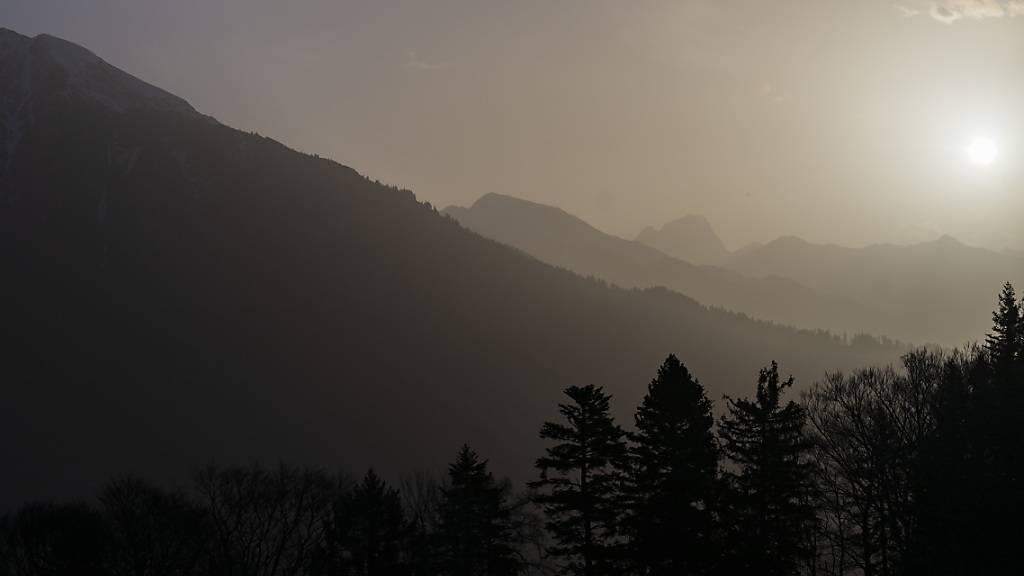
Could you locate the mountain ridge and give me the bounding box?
[635,213,729,265]
[443,193,885,336]
[0,29,904,509]
[723,230,1024,345]
[448,193,1022,345]
[0,28,196,116]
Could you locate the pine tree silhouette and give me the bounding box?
[718,362,815,576]
[985,282,1022,374]
[436,445,519,576]
[530,385,628,576]
[904,286,1024,574]
[904,347,989,576]
[333,470,407,576]
[972,282,1024,574]
[625,355,719,576]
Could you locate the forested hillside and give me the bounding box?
[0,29,901,509]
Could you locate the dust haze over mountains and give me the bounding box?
[635,215,729,266]
[3,0,1024,252]
[0,28,905,509]
[0,23,1019,509]
[2,10,1024,573]
[446,194,1024,346]
[2,3,1024,573]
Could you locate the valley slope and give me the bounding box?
[0,29,903,508]
[447,194,1022,346]
[444,194,884,336]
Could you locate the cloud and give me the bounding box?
[406,51,448,71]
[895,3,923,16]
[895,0,1024,22]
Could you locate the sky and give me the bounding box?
[3,0,1024,251]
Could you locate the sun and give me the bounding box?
[966,137,998,166]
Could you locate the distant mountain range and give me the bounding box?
[635,214,729,265]
[446,195,1024,345]
[723,235,1024,346]
[444,194,882,336]
[0,29,904,508]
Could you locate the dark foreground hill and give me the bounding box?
[0,29,902,509]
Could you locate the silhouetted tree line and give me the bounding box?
[0,449,540,576]
[2,283,1022,575]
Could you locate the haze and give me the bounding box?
[4,0,1023,251]
[4,3,1024,573]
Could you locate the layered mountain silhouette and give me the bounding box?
[0,29,902,509]
[635,214,729,265]
[444,194,881,335]
[723,235,1024,345]
[449,194,1023,345]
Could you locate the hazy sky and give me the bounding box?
[3,1,1024,250]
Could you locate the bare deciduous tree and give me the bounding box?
[194,463,337,576]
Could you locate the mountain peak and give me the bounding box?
[0,28,26,42]
[771,235,813,247]
[459,193,581,224]
[0,28,195,117]
[472,192,529,207]
[471,192,556,212]
[1,29,199,176]
[668,213,713,228]
[635,214,728,265]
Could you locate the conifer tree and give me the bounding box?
[626,355,719,576]
[976,282,1024,573]
[531,385,628,576]
[976,283,1024,494]
[985,282,1022,374]
[333,470,407,576]
[718,362,815,576]
[437,445,519,576]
